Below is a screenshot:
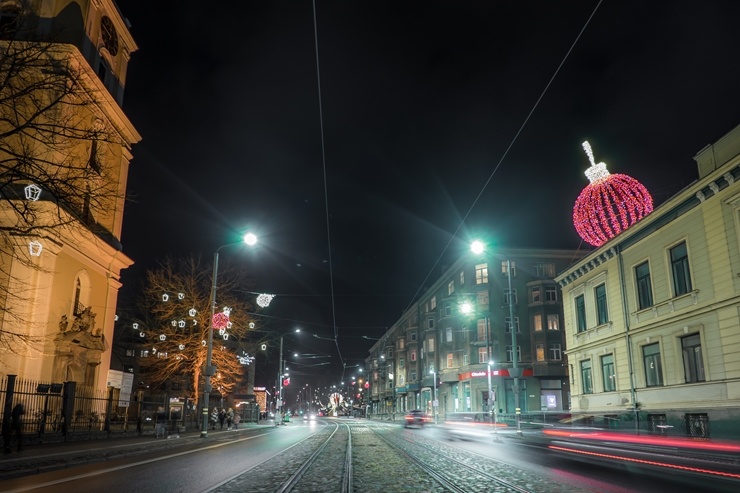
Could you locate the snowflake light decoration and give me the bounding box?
[256,293,275,308]
[573,141,653,247]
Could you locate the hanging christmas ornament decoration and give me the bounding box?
[159,334,166,341]
[132,322,139,330]
[188,308,197,317]
[573,141,653,247]
[212,311,229,329]
[178,293,185,300]
[24,183,42,201]
[256,293,275,308]
[162,293,169,302]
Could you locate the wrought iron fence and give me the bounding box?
[0,375,180,445]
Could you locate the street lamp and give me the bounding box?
[430,368,437,424]
[471,240,521,436]
[201,232,257,438]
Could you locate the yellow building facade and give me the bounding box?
[0,0,139,392]
[556,125,740,438]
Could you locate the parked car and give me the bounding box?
[404,410,431,428]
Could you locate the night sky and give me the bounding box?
[114,0,740,384]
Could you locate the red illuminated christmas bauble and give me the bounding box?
[573,141,653,247]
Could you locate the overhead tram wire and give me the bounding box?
[402,0,605,314]
[312,0,346,374]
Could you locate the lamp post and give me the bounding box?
[388,367,395,421]
[201,232,257,438]
[430,369,437,424]
[471,240,521,436]
[506,257,522,436]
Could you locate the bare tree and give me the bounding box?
[0,5,125,350]
[133,255,258,404]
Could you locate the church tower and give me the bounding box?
[0,0,140,392]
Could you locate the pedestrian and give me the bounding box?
[155,407,166,438]
[226,408,233,430]
[210,408,218,430]
[218,409,226,430]
[233,411,240,429]
[11,403,24,451]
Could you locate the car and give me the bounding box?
[404,410,431,428]
[443,412,502,440]
[303,413,316,421]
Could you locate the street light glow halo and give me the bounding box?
[243,232,257,245]
[471,239,485,255]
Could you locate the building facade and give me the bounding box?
[556,124,740,438]
[366,247,582,421]
[0,0,139,392]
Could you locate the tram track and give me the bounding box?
[371,426,533,493]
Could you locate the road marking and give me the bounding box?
[0,433,271,493]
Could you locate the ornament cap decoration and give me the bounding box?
[582,141,611,184]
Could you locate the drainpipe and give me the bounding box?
[616,246,639,432]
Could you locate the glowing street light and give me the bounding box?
[201,232,257,438]
[471,239,521,436]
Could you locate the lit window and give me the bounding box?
[531,287,541,303]
[547,314,559,330]
[478,347,488,363]
[533,314,543,332]
[536,344,545,362]
[475,263,489,284]
[446,353,454,368]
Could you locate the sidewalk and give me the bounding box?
[0,421,275,481]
